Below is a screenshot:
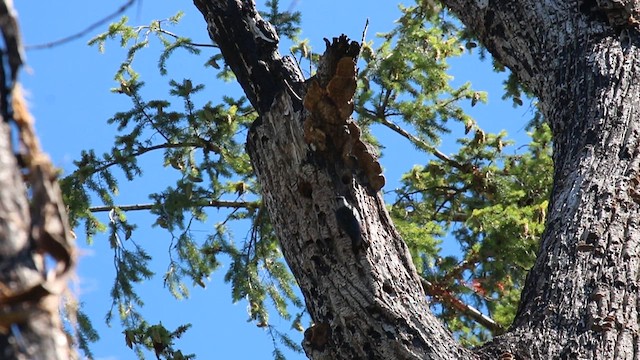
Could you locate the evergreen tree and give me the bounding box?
[3,0,638,359]
[63,1,552,357]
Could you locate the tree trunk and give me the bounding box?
[194,0,640,359]
[193,1,468,358]
[442,1,640,359]
[0,1,76,358]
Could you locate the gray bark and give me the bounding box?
[445,0,640,359]
[194,0,640,359]
[193,0,468,358]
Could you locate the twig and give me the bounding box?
[420,277,505,334]
[25,0,136,50]
[361,18,369,45]
[376,115,464,170]
[155,28,217,48]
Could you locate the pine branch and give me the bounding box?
[77,141,220,176]
[89,199,258,213]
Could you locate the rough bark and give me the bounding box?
[193,0,468,359]
[194,0,640,359]
[443,0,640,359]
[0,2,76,358]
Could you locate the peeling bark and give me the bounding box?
[0,2,76,358]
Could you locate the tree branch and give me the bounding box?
[76,141,219,177]
[376,114,467,170]
[153,27,218,48]
[421,277,505,335]
[25,0,136,50]
[89,199,257,213]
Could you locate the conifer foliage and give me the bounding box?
[24,1,557,359]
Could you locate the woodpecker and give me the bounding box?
[335,196,365,253]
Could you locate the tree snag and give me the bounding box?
[194,1,466,358]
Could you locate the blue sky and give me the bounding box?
[17,1,532,359]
